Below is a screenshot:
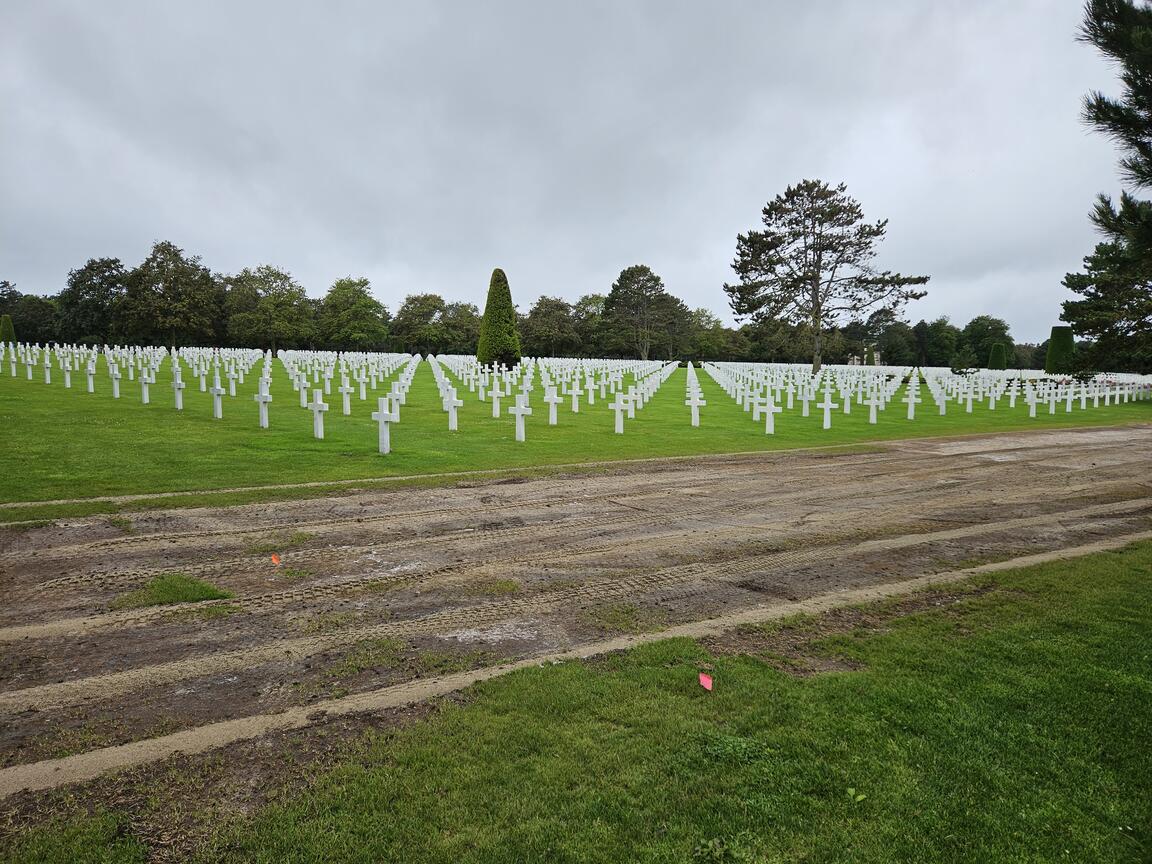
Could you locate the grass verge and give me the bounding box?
[4,543,1150,863]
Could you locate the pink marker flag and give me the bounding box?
[698,673,713,691]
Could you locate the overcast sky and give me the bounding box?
[0,1,1127,342]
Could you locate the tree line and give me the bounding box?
[0,238,1042,367]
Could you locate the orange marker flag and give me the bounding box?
[271,553,281,566]
[699,673,713,691]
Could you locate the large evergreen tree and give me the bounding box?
[1063,240,1152,371]
[1063,1,1152,369]
[604,265,671,360]
[724,180,929,372]
[476,268,521,367]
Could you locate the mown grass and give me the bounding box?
[108,573,234,610]
[0,360,1148,505]
[6,542,1149,863]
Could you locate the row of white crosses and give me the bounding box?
[685,362,707,427]
[702,361,1152,433]
[293,353,420,443]
[433,355,679,437]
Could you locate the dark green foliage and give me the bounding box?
[1062,240,1152,372]
[58,258,126,345]
[877,321,916,365]
[724,179,929,371]
[987,342,1008,370]
[1045,325,1076,374]
[521,296,579,357]
[603,265,683,360]
[961,315,1013,363]
[226,265,315,352]
[1080,1,1152,255]
[476,268,521,366]
[865,344,875,365]
[0,313,14,344]
[317,277,388,351]
[117,241,221,347]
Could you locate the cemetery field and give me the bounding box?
[3,534,1150,862]
[1,425,1151,861]
[1,361,1150,513]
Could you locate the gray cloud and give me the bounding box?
[0,0,1125,342]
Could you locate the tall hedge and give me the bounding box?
[476,268,521,367]
[865,345,875,365]
[987,342,1007,370]
[1045,325,1075,374]
[0,314,13,345]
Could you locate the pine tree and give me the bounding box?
[476,268,521,367]
[724,180,928,372]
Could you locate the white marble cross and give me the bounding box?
[903,387,921,420]
[543,386,562,425]
[141,373,151,405]
[685,391,706,427]
[445,388,463,431]
[508,393,532,442]
[338,379,355,416]
[816,392,838,429]
[609,392,629,434]
[863,392,881,425]
[763,394,782,434]
[491,378,504,419]
[371,396,398,454]
[209,379,226,419]
[254,379,272,428]
[226,367,238,397]
[110,365,122,399]
[570,378,584,413]
[308,389,329,439]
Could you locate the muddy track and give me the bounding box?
[3,495,1149,708]
[4,490,1147,645]
[6,434,1142,565]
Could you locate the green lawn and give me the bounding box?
[0,361,1149,504]
[6,542,1150,863]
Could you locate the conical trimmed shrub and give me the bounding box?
[0,314,14,345]
[1045,326,1075,374]
[987,342,1007,370]
[476,268,521,367]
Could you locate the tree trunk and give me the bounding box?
[811,328,822,374]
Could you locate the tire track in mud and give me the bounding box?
[3,497,1149,710]
[7,527,1151,800]
[22,438,1152,584]
[10,436,1139,565]
[21,460,1152,598]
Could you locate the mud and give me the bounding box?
[0,425,1150,802]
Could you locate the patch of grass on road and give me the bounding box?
[6,543,1150,863]
[108,573,234,610]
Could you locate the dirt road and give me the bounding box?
[1,425,1150,799]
